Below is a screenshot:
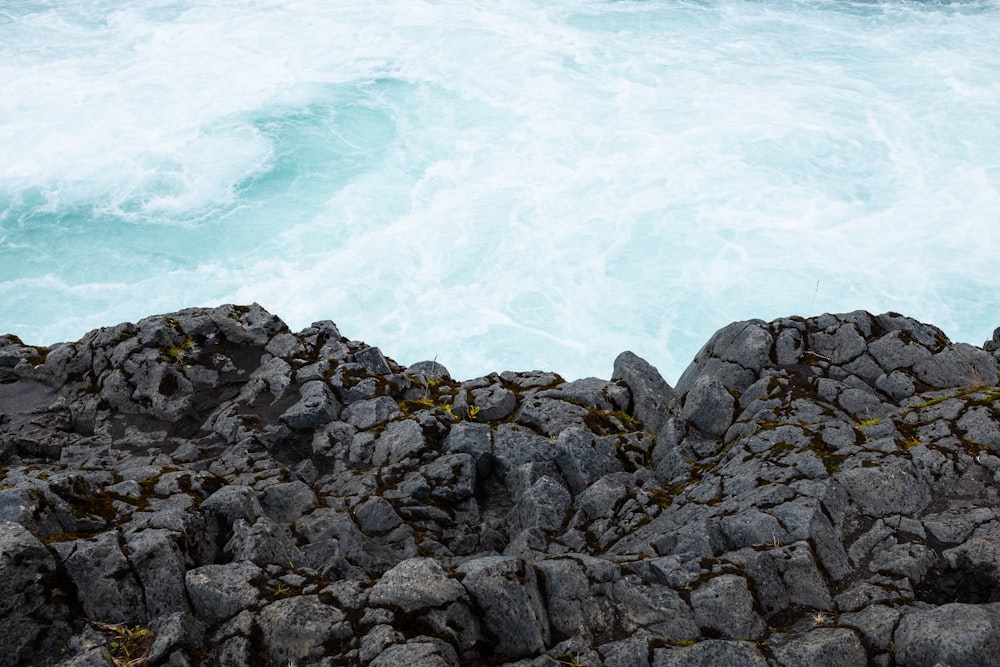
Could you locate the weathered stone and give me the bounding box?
[492,423,554,473]
[509,475,572,534]
[354,496,403,534]
[553,427,622,495]
[62,531,145,623]
[259,480,316,522]
[258,595,352,662]
[342,396,402,430]
[280,380,339,429]
[372,418,425,466]
[8,305,1000,666]
[913,344,999,389]
[457,556,549,659]
[682,375,735,437]
[653,640,768,667]
[536,556,616,643]
[355,346,393,375]
[420,453,477,502]
[370,638,460,667]
[894,603,1000,667]
[689,574,766,640]
[146,612,207,665]
[185,561,263,622]
[772,628,867,667]
[369,558,466,613]
[200,485,263,526]
[612,351,678,432]
[838,459,930,517]
[0,521,69,666]
[125,529,190,619]
[469,383,517,421]
[613,576,699,641]
[226,516,296,566]
[515,397,590,436]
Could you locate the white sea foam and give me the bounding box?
[2,0,999,382]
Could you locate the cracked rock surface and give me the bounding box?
[3,304,1000,666]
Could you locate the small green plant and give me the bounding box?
[91,621,154,667]
[162,336,196,364]
[468,405,481,420]
[855,417,881,429]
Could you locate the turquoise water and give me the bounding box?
[2,0,999,382]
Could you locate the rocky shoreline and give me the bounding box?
[3,304,1000,666]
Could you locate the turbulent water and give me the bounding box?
[2,0,999,382]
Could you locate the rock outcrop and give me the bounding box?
[2,304,1000,666]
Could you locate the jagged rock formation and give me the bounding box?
[2,304,1000,666]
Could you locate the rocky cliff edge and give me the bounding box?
[3,304,1000,667]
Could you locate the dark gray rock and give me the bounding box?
[201,484,263,526]
[457,556,550,659]
[838,459,931,517]
[509,475,572,535]
[184,561,263,622]
[125,529,190,619]
[613,576,699,641]
[146,612,207,665]
[342,396,402,430]
[772,628,867,667]
[470,383,518,421]
[0,521,69,667]
[280,380,339,429]
[652,640,768,667]
[258,595,352,662]
[373,418,426,466]
[914,344,999,389]
[61,531,145,623]
[894,603,1000,667]
[515,397,590,437]
[355,346,393,375]
[553,427,622,495]
[8,305,1000,666]
[369,558,466,613]
[681,375,735,437]
[492,423,554,473]
[259,480,316,522]
[535,555,616,643]
[369,638,460,667]
[225,516,296,566]
[354,496,403,534]
[612,351,679,432]
[420,453,477,502]
[689,574,766,640]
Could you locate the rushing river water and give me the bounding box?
[2,0,999,382]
